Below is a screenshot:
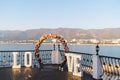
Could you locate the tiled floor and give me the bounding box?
[0,67,93,80]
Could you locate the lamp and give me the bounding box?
[96,44,99,55]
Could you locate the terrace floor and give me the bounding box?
[0,67,93,80]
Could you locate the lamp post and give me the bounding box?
[96,44,100,55]
[93,44,103,79]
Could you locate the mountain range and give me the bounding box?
[0,28,120,41]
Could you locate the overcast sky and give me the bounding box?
[0,0,120,30]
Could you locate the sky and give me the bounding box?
[0,0,120,30]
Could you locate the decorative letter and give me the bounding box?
[73,54,83,77]
[12,52,21,68]
[65,53,74,72]
[24,52,32,67]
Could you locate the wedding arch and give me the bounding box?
[34,33,69,68]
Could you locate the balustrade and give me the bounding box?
[0,50,120,79]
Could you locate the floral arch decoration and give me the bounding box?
[35,33,69,68]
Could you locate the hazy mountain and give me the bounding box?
[0,28,120,41]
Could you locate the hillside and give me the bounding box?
[0,28,120,41]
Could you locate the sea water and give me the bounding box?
[0,43,120,57]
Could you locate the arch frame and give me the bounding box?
[34,33,69,68]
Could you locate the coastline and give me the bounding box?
[1,42,120,46]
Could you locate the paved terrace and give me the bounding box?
[0,67,93,80]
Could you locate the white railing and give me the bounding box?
[0,50,120,79]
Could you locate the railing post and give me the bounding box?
[93,55,103,79]
[51,50,62,64]
[93,44,103,79]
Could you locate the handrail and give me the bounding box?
[100,55,120,60]
[60,50,93,55]
[0,50,52,52]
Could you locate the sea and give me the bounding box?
[0,43,120,58]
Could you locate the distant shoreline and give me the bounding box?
[0,42,120,46]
